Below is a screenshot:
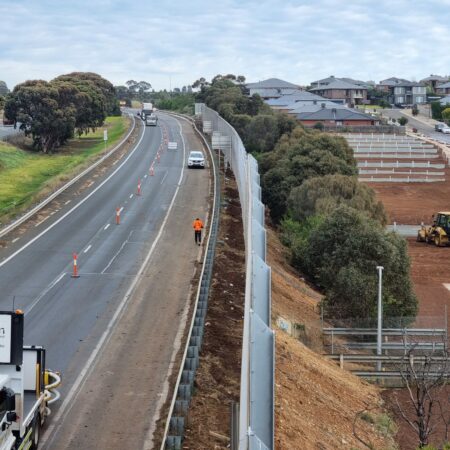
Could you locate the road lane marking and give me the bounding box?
[41,114,186,449]
[129,194,133,199]
[83,245,92,253]
[119,206,124,214]
[104,224,110,230]
[12,238,20,243]
[35,216,49,227]
[160,170,168,185]
[144,174,148,179]
[101,231,133,274]
[64,200,71,205]
[25,272,66,315]
[0,124,146,268]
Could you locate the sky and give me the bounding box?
[1,0,450,90]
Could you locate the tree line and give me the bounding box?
[198,75,417,324]
[4,72,120,153]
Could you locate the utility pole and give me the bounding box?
[376,266,384,371]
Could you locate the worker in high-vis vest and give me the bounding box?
[192,218,204,245]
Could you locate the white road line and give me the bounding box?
[41,114,186,449]
[129,194,133,199]
[101,235,130,274]
[160,170,168,185]
[12,237,20,243]
[83,245,92,253]
[119,207,124,214]
[444,283,450,292]
[104,223,110,231]
[35,216,49,227]
[25,272,66,315]
[0,125,146,268]
[65,200,71,205]
[144,174,148,179]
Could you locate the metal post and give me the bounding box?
[376,266,384,371]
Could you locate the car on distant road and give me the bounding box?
[187,150,205,169]
[435,123,446,132]
[442,126,450,134]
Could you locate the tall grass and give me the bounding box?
[0,116,129,222]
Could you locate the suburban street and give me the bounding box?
[0,113,211,449]
[380,108,450,144]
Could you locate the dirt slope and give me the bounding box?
[268,229,398,450]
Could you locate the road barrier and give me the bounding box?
[160,108,274,450]
[137,178,141,196]
[198,104,274,450]
[116,207,121,225]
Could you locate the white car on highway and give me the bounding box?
[187,150,205,168]
[442,126,450,134]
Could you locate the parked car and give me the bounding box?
[442,126,450,134]
[187,150,205,169]
[435,123,446,132]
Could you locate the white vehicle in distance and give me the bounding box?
[187,150,205,169]
[442,126,450,134]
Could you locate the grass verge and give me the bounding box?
[0,116,130,224]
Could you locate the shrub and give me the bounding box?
[398,116,408,126]
[288,174,387,225]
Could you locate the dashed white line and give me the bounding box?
[129,194,133,199]
[144,174,148,179]
[160,171,168,185]
[35,216,49,227]
[12,237,20,243]
[65,200,71,205]
[119,207,124,214]
[84,245,92,253]
[104,224,110,230]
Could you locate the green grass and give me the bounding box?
[0,116,129,222]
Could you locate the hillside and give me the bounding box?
[268,228,398,450]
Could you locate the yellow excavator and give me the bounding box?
[417,212,450,247]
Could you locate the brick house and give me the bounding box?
[378,78,426,105]
[309,77,367,106]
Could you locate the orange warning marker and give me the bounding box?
[156,152,161,163]
[116,207,121,225]
[149,165,154,176]
[137,178,141,196]
[72,253,80,278]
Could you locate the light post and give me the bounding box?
[376,266,384,371]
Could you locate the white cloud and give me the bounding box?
[0,0,449,90]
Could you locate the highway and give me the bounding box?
[0,112,211,448]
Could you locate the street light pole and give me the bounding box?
[376,266,384,371]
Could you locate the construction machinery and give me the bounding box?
[417,212,450,246]
[0,310,61,450]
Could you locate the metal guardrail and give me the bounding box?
[199,104,274,450]
[0,114,137,238]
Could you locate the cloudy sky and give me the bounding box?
[1,0,450,90]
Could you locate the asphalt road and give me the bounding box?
[381,108,450,144]
[0,113,211,447]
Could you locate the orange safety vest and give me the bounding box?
[193,219,204,231]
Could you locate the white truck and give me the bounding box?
[141,102,153,120]
[145,114,158,127]
[0,311,61,450]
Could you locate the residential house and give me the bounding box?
[308,78,368,106]
[287,102,377,127]
[244,78,300,99]
[265,91,327,110]
[420,74,449,92]
[310,75,372,89]
[378,78,426,105]
[436,82,450,95]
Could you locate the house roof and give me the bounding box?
[294,106,374,121]
[245,78,299,89]
[287,101,347,114]
[311,76,370,88]
[437,82,450,89]
[421,74,448,83]
[379,77,410,86]
[309,79,366,91]
[439,96,450,105]
[265,91,326,106]
[250,87,298,98]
